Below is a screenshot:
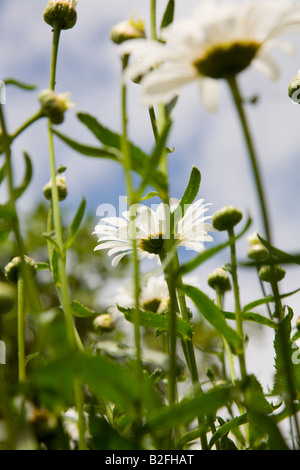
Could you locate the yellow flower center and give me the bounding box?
[142,298,162,313]
[139,234,164,255]
[193,40,261,79]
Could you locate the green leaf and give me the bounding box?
[223,310,278,329]
[273,307,300,399]
[258,235,300,266]
[173,166,201,226]
[118,306,193,341]
[138,120,172,196]
[182,285,243,354]
[13,151,33,200]
[53,129,120,160]
[64,197,86,251]
[77,112,168,193]
[36,262,50,271]
[160,0,175,30]
[140,191,159,201]
[144,384,233,434]
[42,232,60,252]
[4,78,37,90]
[51,248,60,287]
[0,163,7,185]
[179,216,252,275]
[209,414,248,449]
[71,300,96,318]
[243,287,300,313]
[33,351,140,415]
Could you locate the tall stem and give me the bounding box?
[228,226,247,381]
[227,74,299,443]
[121,54,143,441]
[17,277,25,383]
[47,22,87,450]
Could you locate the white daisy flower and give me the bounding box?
[121,0,300,112]
[93,198,214,267]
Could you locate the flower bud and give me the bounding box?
[207,267,231,294]
[44,0,77,30]
[39,90,74,125]
[5,256,37,285]
[93,314,114,331]
[288,70,300,104]
[110,17,146,44]
[259,265,286,283]
[43,175,68,201]
[0,282,16,315]
[247,244,268,261]
[212,206,242,232]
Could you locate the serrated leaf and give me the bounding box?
[118,305,193,341]
[71,300,95,318]
[182,285,243,354]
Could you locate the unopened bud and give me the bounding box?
[259,265,286,283]
[247,244,268,261]
[93,314,114,331]
[43,175,68,201]
[207,267,231,294]
[288,70,300,104]
[110,17,146,44]
[39,90,74,124]
[0,282,16,315]
[5,256,37,285]
[44,0,77,30]
[212,206,242,232]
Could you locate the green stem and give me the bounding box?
[228,74,300,444]
[47,21,86,450]
[150,0,157,41]
[228,227,247,381]
[216,289,237,384]
[10,110,43,141]
[121,54,143,440]
[17,277,25,383]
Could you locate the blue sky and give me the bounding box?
[1,0,300,386]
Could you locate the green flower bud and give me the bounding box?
[0,282,16,315]
[110,16,146,45]
[247,244,268,261]
[207,267,231,293]
[93,314,114,331]
[212,206,243,232]
[259,265,286,283]
[5,256,37,285]
[39,90,74,124]
[44,0,77,30]
[43,175,68,201]
[288,70,300,104]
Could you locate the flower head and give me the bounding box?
[39,90,74,124]
[44,0,77,30]
[93,198,214,267]
[122,0,300,112]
